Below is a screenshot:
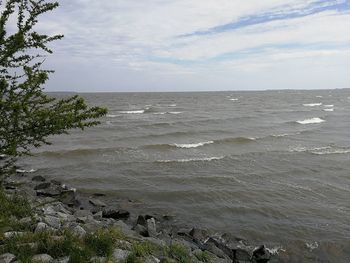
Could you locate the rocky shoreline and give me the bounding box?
[0,169,276,263]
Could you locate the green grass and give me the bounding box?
[194,250,212,263]
[0,187,33,233]
[167,244,193,263]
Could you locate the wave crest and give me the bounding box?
[296,118,325,124]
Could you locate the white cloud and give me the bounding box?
[25,0,350,91]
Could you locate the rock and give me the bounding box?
[136,215,147,226]
[36,187,61,197]
[3,232,25,239]
[32,175,46,182]
[59,190,76,206]
[35,222,49,233]
[32,254,53,262]
[74,209,92,217]
[189,228,209,244]
[51,180,62,186]
[145,255,161,263]
[34,182,51,190]
[204,237,233,259]
[112,249,130,262]
[44,215,61,229]
[19,217,32,225]
[146,218,157,237]
[0,253,16,263]
[252,245,271,263]
[55,256,70,263]
[234,248,251,263]
[93,211,103,220]
[102,209,130,220]
[134,224,148,237]
[71,225,86,238]
[202,240,227,259]
[89,198,106,207]
[89,257,106,263]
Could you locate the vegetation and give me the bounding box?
[0,0,107,168]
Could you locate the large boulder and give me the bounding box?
[0,253,16,263]
[251,245,271,263]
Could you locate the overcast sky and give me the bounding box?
[36,0,350,92]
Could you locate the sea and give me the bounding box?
[19,89,350,262]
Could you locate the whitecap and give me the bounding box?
[266,246,286,255]
[106,114,118,118]
[153,112,167,115]
[303,103,322,107]
[168,111,182,114]
[324,105,334,107]
[272,133,290,137]
[119,110,145,114]
[316,95,323,98]
[16,169,37,173]
[296,118,325,124]
[311,148,350,155]
[157,156,224,163]
[229,98,239,101]
[306,242,318,251]
[172,141,214,149]
[168,104,177,107]
[323,108,334,112]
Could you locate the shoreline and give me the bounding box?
[0,168,275,263]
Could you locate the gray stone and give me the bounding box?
[134,224,148,237]
[252,245,271,263]
[32,254,53,262]
[3,232,25,239]
[35,222,49,233]
[146,218,157,237]
[234,248,251,262]
[32,175,45,182]
[89,198,106,207]
[189,228,209,245]
[71,225,86,238]
[34,182,51,190]
[36,187,61,197]
[89,257,106,263]
[112,249,130,262]
[74,209,92,218]
[55,256,69,263]
[145,255,160,263]
[59,190,76,206]
[0,253,16,263]
[93,211,103,220]
[19,217,32,225]
[44,215,61,229]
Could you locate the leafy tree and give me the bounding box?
[0,0,107,168]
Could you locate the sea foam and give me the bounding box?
[303,103,322,107]
[296,118,325,124]
[119,110,145,114]
[157,156,224,163]
[172,141,214,148]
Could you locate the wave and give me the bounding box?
[296,118,325,124]
[106,114,119,118]
[153,111,182,115]
[324,105,334,107]
[119,110,145,114]
[229,98,239,101]
[172,141,214,149]
[157,156,224,163]
[290,146,350,155]
[216,137,256,144]
[323,108,334,112]
[16,169,37,173]
[303,103,322,107]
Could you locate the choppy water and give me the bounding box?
[20,89,350,262]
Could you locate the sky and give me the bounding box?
[34,0,350,92]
